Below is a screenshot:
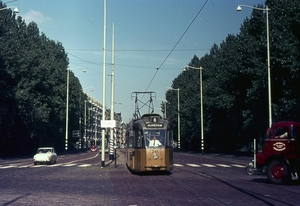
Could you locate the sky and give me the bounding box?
[4,0,265,123]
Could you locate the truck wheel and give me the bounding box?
[266,160,289,184]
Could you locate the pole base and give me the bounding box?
[109,154,114,160]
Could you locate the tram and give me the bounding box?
[126,113,173,173]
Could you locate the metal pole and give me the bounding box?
[109,23,115,160]
[84,100,87,149]
[101,0,107,167]
[177,89,180,149]
[164,101,166,118]
[266,6,272,127]
[237,5,272,127]
[200,67,204,154]
[65,68,70,155]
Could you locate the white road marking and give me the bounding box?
[216,164,231,167]
[187,164,201,167]
[202,164,216,167]
[63,163,77,167]
[78,164,92,167]
[0,165,15,169]
[231,164,245,168]
[173,164,184,167]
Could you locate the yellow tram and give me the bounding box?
[126,113,173,173]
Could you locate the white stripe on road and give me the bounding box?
[63,163,77,167]
[216,164,231,167]
[187,164,201,167]
[173,164,184,167]
[231,164,245,168]
[202,164,216,167]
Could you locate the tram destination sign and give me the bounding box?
[146,123,163,128]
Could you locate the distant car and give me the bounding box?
[90,145,97,152]
[33,147,57,165]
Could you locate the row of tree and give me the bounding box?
[165,0,300,152]
[0,2,87,156]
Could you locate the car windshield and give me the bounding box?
[37,149,52,153]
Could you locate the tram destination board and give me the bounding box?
[146,123,163,128]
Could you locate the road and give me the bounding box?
[0,150,300,205]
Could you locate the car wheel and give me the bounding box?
[267,160,289,184]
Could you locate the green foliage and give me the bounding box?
[167,0,300,152]
[0,3,87,156]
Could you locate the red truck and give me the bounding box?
[247,121,300,184]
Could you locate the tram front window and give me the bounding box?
[144,130,165,148]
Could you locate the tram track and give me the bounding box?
[139,171,229,205]
[173,166,299,206]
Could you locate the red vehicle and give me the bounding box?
[90,145,97,152]
[247,121,300,184]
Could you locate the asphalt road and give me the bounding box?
[0,150,300,206]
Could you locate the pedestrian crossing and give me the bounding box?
[174,163,245,168]
[0,163,92,169]
[0,162,246,170]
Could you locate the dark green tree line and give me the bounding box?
[0,3,86,156]
[166,0,300,152]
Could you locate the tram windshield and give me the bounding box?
[144,129,168,148]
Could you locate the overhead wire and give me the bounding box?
[143,0,209,93]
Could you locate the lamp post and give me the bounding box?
[65,67,86,155]
[237,4,272,127]
[109,22,115,160]
[82,88,93,149]
[183,66,204,154]
[101,0,107,167]
[0,6,19,13]
[166,88,180,149]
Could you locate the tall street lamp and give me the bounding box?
[109,22,115,161]
[237,4,272,127]
[0,6,19,13]
[183,66,204,154]
[82,88,93,149]
[166,88,180,149]
[65,67,86,155]
[101,0,107,168]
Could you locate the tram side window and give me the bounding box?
[127,135,133,148]
[134,130,145,148]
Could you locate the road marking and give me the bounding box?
[202,164,216,167]
[32,165,47,168]
[173,164,184,167]
[216,164,231,167]
[187,164,201,167]
[48,164,62,167]
[231,164,245,168]
[18,165,30,168]
[78,164,92,167]
[63,163,77,167]
[0,165,15,169]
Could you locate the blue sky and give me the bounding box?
[6,0,264,123]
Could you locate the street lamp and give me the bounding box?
[65,67,86,155]
[183,66,204,154]
[166,88,180,149]
[237,4,272,127]
[82,87,93,149]
[0,6,19,13]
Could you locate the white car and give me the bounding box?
[33,147,57,165]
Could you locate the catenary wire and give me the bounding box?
[143,0,209,94]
